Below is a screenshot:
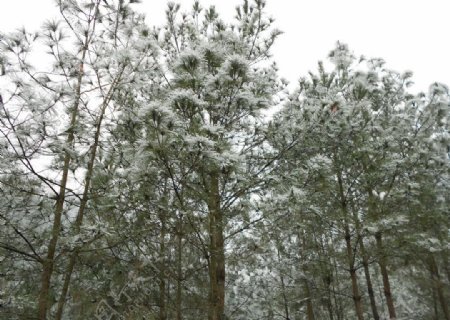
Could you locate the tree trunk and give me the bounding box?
[336,171,364,320]
[54,254,77,320]
[375,232,396,319]
[359,238,380,320]
[344,224,364,320]
[280,274,290,320]
[176,215,183,320]
[36,4,105,317]
[37,170,70,319]
[353,197,379,320]
[159,208,167,320]
[321,263,335,320]
[430,262,439,320]
[429,254,450,320]
[441,250,450,288]
[276,245,290,320]
[298,231,316,320]
[37,29,92,320]
[303,278,315,320]
[329,242,344,320]
[208,172,225,320]
[324,282,335,320]
[53,66,125,320]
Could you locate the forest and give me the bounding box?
[0,0,449,319]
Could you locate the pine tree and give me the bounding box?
[1,2,449,320]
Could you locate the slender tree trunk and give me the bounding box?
[359,238,380,320]
[176,215,183,320]
[353,200,379,320]
[441,250,450,287]
[299,232,316,320]
[429,254,450,320]
[324,284,335,320]
[375,232,396,319]
[329,241,344,320]
[430,262,439,320]
[280,274,290,320]
[208,172,225,320]
[54,254,77,320]
[354,206,378,320]
[37,24,93,320]
[303,278,315,320]
[364,185,395,320]
[336,171,364,320]
[276,245,290,320]
[38,164,71,319]
[159,210,167,320]
[54,67,125,320]
[344,224,364,320]
[316,240,333,320]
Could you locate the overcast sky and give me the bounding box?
[1,0,449,93]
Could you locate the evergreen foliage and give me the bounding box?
[0,1,448,319]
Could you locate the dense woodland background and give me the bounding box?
[0,1,449,319]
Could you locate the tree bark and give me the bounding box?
[159,210,167,320]
[441,250,450,289]
[176,215,183,320]
[344,225,364,320]
[37,163,71,319]
[336,171,364,320]
[37,21,93,320]
[36,3,106,317]
[303,278,315,320]
[359,238,379,320]
[54,254,77,320]
[298,231,316,320]
[375,232,396,319]
[207,172,225,320]
[280,274,290,320]
[276,245,290,320]
[53,65,125,320]
[329,241,344,320]
[364,185,395,320]
[429,254,450,320]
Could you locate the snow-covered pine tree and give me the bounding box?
[267,42,449,320]
[0,0,157,318]
[1,2,448,320]
[131,1,282,318]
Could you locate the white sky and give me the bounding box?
[1,0,449,93]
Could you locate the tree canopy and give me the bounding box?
[0,1,449,320]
